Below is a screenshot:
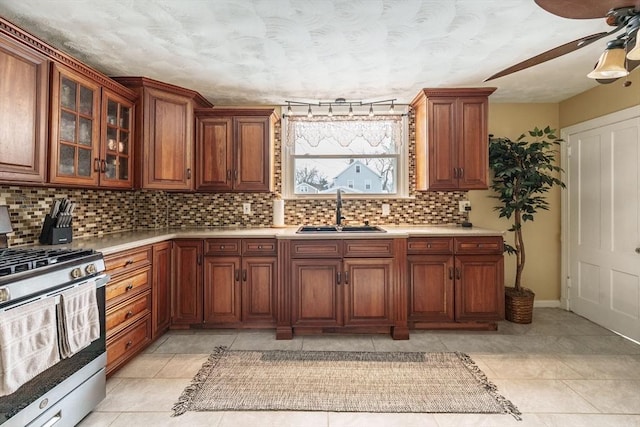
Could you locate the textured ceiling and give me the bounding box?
[0,0,621,105]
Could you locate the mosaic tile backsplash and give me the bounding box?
[1,112,467,247]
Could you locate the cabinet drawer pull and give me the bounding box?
[220,245,225,250]
[124,259,134,266]
[125,340,133,349]
[125,310,133,319]
[427,243,432,248]
[258,245,262,249]
[125,283,134,291]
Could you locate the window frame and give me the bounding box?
[281,107,410,200]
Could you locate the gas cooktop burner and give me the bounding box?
[0,248,97,277]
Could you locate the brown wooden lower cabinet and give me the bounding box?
[407,236,504,329]
[286,239,403,339]
[173,238,277,327]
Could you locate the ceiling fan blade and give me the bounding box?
[485,32,609,81]
[595,59,640,83]
[534,0,640,19]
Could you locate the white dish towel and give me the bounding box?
[0,296,60,397]
[57,280,100,359]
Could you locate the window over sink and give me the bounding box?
[281,110,409,199]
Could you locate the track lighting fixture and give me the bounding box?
[368,104,374,117]
[283,98,402,117]
[389,100,395,114]
[307,105,313,118]
[287,102,293,116]
[348,104,353,117]
[328,104,333,117]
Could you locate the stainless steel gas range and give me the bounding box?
[0,247,108,427]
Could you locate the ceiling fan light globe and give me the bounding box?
[627,41,640,61]
[587,48,629,79]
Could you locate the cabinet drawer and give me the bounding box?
[407,237,453,254]
[343,239,394,258]
[454,236,503,254]
[290,240,342,258]
[205,239,241,256]
[104,246,152,278]
[242,239,277,256]
[106,315,151,374]
[106,290,151,339]
[106,267,151,304]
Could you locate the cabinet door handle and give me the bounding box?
[242,269,247,281]
[449,267,453,280]
[93,158,100,172]
[455,268,461,280]
[234,170,238,181]
[124,259,134,266]
[226,170,232,180]
[459,167,464,178]
[344,271,349,284]
[125,310,133,319]
[100,159,106,173]
[186,168,192,179]
[125,283,133,291]
[234,270,239,281]
[453,167,458,178]
[125,340,133,349]
[337,272,341,284]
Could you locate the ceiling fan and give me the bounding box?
[485,0,640,84]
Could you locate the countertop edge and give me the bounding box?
[40,226,506,255]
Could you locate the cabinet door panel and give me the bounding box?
[235,117,270,191]
[407,255,454,322]
[458,97,489,189]
[343,259,393,326]
[291,259,342,327]
[144,88,193,190]
[204,257,241,324]
[0,35,48,184]
[152,242,171,338]
[455,255,504,321]
[50,64,101,186]
[427,98,457,190]
[242,257,276,324]
[197,117,233,190]
[172,240,202,324]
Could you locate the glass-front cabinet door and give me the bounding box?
[49,64,100,186]
[101,90,133,188]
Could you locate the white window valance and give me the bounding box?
[285,115,404,149]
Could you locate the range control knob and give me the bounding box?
[70,268,83,279]
[0,287,10,303]
[85,263,97,275]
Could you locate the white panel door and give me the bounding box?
[567,115,640,342]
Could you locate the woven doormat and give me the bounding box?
[173,346,521,420]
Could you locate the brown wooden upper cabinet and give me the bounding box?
[411,88,496,191]
[113,77,212,191]
[49,65,137,188]
[0,31,49,184]
[195,108,278,192]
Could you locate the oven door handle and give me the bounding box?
[41,411,62,427]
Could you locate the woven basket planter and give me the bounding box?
[505,287,535,324]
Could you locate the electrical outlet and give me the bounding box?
[459,200,471,213]
[243,203,252,215]
[381,203,390,216]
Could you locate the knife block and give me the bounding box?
[39,214,73,245]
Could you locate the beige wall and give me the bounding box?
[470,103,562,301]
[560,67,640,128]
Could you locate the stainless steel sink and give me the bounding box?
[296,225,386,233]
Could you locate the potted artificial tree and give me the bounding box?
[488,126,565,324]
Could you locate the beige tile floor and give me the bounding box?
[79,308,640,426]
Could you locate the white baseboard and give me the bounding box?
[533,300,562,308]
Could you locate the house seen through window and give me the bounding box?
[283,114,407,197]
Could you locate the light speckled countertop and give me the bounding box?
[46,225,504,255]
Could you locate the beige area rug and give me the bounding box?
[172,346,521,420]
